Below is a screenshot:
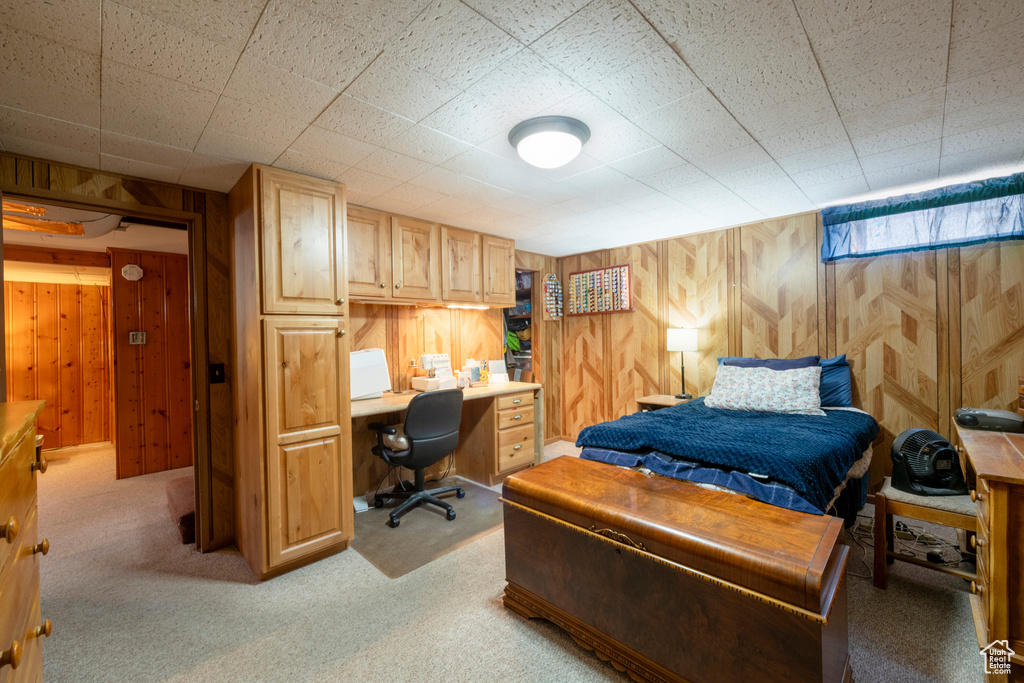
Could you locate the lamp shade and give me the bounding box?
[666,328,698,352]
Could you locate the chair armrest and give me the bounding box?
[368,422,397,435]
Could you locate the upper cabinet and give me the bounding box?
[483,235,515,306]
[442,226,482,303]
[392,216,439,301]
[260,167,347,315]
[347,207,391,300]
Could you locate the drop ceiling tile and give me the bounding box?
[379,183,449,208]
[99,153,183,184]
[827,54,949,116]
[390,0,523,90]
[595,178,659,203]
[177,152,249,192]
[774,141,858,176]
[487,194,549,215]
[346,52,462,122]
[757,118,850,159]
[102,60,219,148]
[560,166,631,194]
[420,92,521,146]
[716,160,791,191]
[951,0,1024,41]
[418,195,484,218]
[732,177,815,216]
[692,143,774,178]
[530,0,662,88]
[108,0,266,50]
[941,118,1024,157]
[840,87,946,138]
[617,192,686,215]
[947,16,1024,82]
[791,159,864,188]
[863,158,940,191]
[699,202,766,227]
[289,126,376,168]
[0,70,100,129]
[102,1,240,93]
[944,99,1024,138]
[460,205,516,226]
[640,162,709,192]
[0,106,98,153]
[456,178,518,204]
[939,142,1024,176]
[100,131,192,169]
[608,145,687,179]
[336,167,403,198]
[850,116,943,157]
[464,48,584,123]
[792,0,927,41]
[531,153,604,182]
[634,90,754,161]
[315,95,416,147]
[1,0,101,54]
[486,214,545,236]
[355,148,434,184]
[222,55,341,122]
[858,139,941,175]
[441,147,534,192]
[634,0,805,49]
[946,63,1024,112]
[365,195,423,217]
[460,0,588,43]
[800,176,871,206]
[589,44,703,120]
[582,122,660,165]
[195,127,287,165]
[408,166,479,194]
[0,132,99,170]
[539,90,631,134]
[207,96,309,148]
[660,177,734,208]
[274,149,349,182]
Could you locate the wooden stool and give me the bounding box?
[873,476,976,589]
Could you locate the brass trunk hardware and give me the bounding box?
[588,526,647,551]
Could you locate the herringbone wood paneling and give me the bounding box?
[562,252,607,440]
[664,231,731,398]
[608,244,661,418]
[453,309,503,368]
[739,215,820,359]
[836,251,939,488]
[960,241,1024,411]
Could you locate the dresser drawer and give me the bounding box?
[0,434,36,578]
[497,426,534,473]
[497,392,533,411]
[973,477,990,523]
[10,589,42,683]
[0,510,40,681]
[498,405,534,430]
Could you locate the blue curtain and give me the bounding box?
[821,172,1024,261]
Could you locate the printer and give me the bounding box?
[411,353,459,392]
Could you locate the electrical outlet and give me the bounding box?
[129,331,147,345]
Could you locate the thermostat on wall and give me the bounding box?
[122,264,143,281]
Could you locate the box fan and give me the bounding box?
[890,428,968,496]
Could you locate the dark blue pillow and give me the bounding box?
[818,354,853,407]
[718,355,820,370]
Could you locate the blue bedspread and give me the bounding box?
[575,398,879,513]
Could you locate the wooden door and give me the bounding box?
[482,235,515,306]
[263,316,351,567]
[391,216,438,301]
[347,206,391,300]
[260,167,346,314]
[441,226,481,302]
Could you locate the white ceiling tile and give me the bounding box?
[939,142,1024,176]
[460,0,589,43]
[206,96,309,148]
[530,0,662,88]
[716,160,791,191]
[487,195,549,215]
[315,95,415,147]
[420,92,520,146]
[109,0,266,50]
[944,99,1024,138]
[0,71,100,130]
[289,127,376,168]
[418,195,484,218]
[946,63,1024,111]
[464,49,584,123]
[222,55,340,122]
[617,192,686,215]
[336,167,403,198]
[365,195,423,217]
[827,53,949,115]
[640,162,709,192]
[791,159,865,188]
[775,141,858,176]
[460,205,515,226]
[379,183,449,208]
[732,177,815,216]
[947,16,1024,82]
[177,152,249,192]
[539,90,631,133]
[858,139,941,174]
[100,131,192,169]
[527,152,604,182]
[560,166,631,194]
[345,189,378,207]
[801,176,871,206]
[757,118,849,159]
[850,116,943,157]
[841,87,946,138]
[486,214,545,237]
[99,153,182,184]
[864,158,940,191]
[609,145,687,179]
[951,0,1024,41]
[634,0,805,49]
[1,0,101,54]
[589,44,703,120]
[102,1,240,93]
[0,106,98,153]
[273,149,349,183]
[408,166,479,194]
[792,0,929,41]
[692,144,774,178]
[581,123,660,164]
[355,148,434,183]
[390,0,523,90]
[0,131,99,169]
[941,119,1024,157]
[195,128,287,165]
[346,52,462,122]
[634,90,754,161]
[456,178,518,204]
[441,147,536,192]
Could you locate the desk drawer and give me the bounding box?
[497,392,533,411]
[497,426,534,473]
[0,509,39,681]
[973,477,990,525]
[498,406,534,430]
[0,434,36,578]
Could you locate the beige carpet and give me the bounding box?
[38,442,984,682]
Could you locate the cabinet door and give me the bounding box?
[347,207,391,299]
[482,235,515,306]
[441,226,481,302]
[391,216,438,301]
[260,167,346,314]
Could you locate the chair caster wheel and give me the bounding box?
[388,517,400,528]
[456,488,466,499]
[374,498,384,508]
[446,509,456,521]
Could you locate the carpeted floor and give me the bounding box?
[38,441,984,682]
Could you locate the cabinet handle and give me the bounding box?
[336,298,345,305]
[970,490,983,503]
[32,538,49,556]
[32,456,47,474]
[513,444,522,451]
[0,641,21,670]
[513,414,522,420]
[339,330,346,337]
[971,581,983,596]
[281,362,287,368]
[32,620,52,639]
[512,398,521,404]
[395,283,402,289]
[3,517,17,544]
[379,283,386,288]
[485,291,490,296]
[970,535,983,550]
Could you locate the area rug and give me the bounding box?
[351,477,503,578]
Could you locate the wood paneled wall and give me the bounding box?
[109,249,192,478]
[0,152,235,551]
[4,281,111,448]
[558,211,1024,493]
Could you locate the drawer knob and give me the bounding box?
[339,330,346,337]
[513,414,522,420]
[0,641,20,670]
[3,517,17,544]
[379,282,386,288]
[513,444,522,451]
[971,580,983,596]
[33,538,50,556]
[32,620,52,639]
[512,398,521,404]
[970,490,983,503]
[32,456,47,474]
[395,283,402,289]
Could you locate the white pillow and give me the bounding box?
[705,365,825,416]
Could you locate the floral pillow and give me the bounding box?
[704,365,825,416]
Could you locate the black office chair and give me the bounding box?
[369,388,466,528]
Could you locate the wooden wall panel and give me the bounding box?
[561,251,607,440]
[4,281,111,448]
[109,249,192,478]
[515,250,562,441]
[835,252,939,488]
[607,243,661,418]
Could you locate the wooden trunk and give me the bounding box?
[502,457,851,683]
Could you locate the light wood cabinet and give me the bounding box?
[441,226,482,303]
[455,389,539,487]
[347,207,391,300]
[391,216,439,301]
[230,164,352,580]
[483,235,515,306]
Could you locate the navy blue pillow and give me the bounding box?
[718,355,820,370]
[818,354,853,407]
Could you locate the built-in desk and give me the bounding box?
[351,382,543,494]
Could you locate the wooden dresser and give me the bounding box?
[0,401,50,682]
[456,387,541,487]
[957,424,1024,679]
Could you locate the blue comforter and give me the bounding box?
[576,398,879,512]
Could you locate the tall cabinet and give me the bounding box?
[230,165,352,580]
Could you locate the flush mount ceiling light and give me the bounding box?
[508,116,591,169]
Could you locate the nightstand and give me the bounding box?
[636,395,690,412]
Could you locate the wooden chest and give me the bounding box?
[502,456,851,683]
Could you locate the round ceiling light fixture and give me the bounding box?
[508,116,591,169]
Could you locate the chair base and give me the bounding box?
[374,481,465,528]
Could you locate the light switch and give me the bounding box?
[129,331,147,345]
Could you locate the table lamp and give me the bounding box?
[666,328,699,400]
